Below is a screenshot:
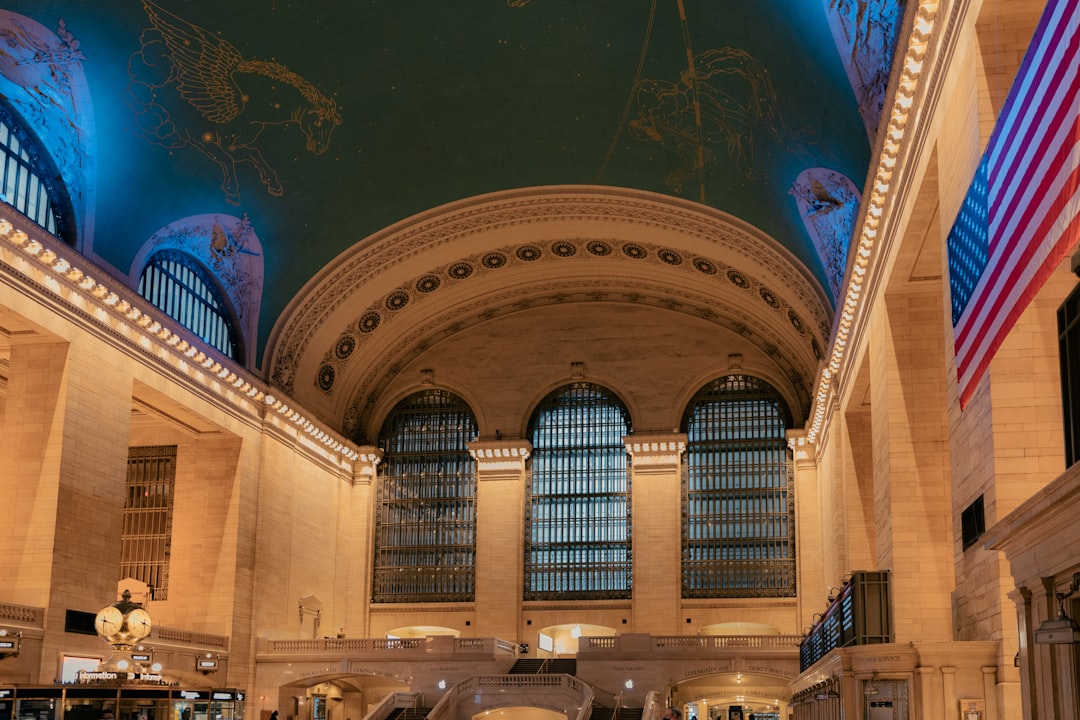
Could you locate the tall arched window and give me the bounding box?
[373,390,478,603]
[138,250,241,362]
[525,382,632,600]
[682,375,795,598]
[0,102,73,244]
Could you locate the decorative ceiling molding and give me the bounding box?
[335,275,820,441]
[314,234,825,388]
[268,186,833,399]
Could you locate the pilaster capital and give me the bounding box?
[353,446,383,484]
[786,430,816,463]
[624,432,687,475]
[468,439,532,481]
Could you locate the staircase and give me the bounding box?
[385,708,431,720]
[508,658,578,675]
[589,708,644,720]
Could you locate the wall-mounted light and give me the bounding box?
[1035,573,1080,644]
[0,630,21,658]
[298,596,323,638]
[195,654,219,675]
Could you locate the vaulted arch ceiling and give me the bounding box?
[271,188,829,438]
[2,0,906,437]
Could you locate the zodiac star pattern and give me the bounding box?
[629,47,812,194]
[125,0,342,205]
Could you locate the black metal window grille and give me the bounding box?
[138,250,241,361]
[373,390,478,603]
[0,103,70,243]
[122,445,176,601]
[682,375,796,598]
[1059,282,1080,467]
[525,382,632,600]
[960,495,986,551]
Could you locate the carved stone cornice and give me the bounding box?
[353,446,383,484]
[625,433,687,475]
[468,440,532,481]
[0,209,360,470]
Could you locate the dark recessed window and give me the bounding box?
[1058,282,1080,467]
[961,495,986,551]
[65,609,97,636]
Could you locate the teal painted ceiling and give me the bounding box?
[3,0,900,362]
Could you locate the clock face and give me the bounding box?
[94,606,124,638]
[126,608,152,639]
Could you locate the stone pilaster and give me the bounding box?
[868,289,954,642]
[626,433,685,635]
[347,448,381,636]
[789,431,823,632]
[0,337,132,681]
[469,440,531,645]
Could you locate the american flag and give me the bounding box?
[947,0,1080,408]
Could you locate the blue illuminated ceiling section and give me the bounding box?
[3,0,897,361]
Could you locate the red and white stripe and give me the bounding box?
[954,0,1080,408]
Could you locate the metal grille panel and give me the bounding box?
[122,445,176,601]
[525,382,632,600]
[373,390,478,603]
[682,375,795,598]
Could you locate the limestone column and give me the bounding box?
[626,433,685,636]
[469,440,530,645]
[941,666,957,720]
[915,666,942,720]
[867,289,954,642]
[1011,586,1038,720]
[0,337,132,679]
[981,665,999,720]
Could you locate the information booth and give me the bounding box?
[0,687,244,720]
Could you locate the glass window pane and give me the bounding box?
[138,250,240,361]
[524,382,632,601]
[681,375,796,598]
[122,446,176,601]
[0,102,69,242]
[373,390,478,603]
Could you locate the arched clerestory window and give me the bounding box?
[0,101,73,244]
[682,375,795,598]
[373,389,478,603]
[525,382,632,600]
[138,249,242,362]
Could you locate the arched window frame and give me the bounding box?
[525,382,633,601]
[138,249,242,362]
[0,100,74,245]
[373,389,479,603]
[681,374,796,598]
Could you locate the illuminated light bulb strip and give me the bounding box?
[0,216,359,463]
[806,0,940,444]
